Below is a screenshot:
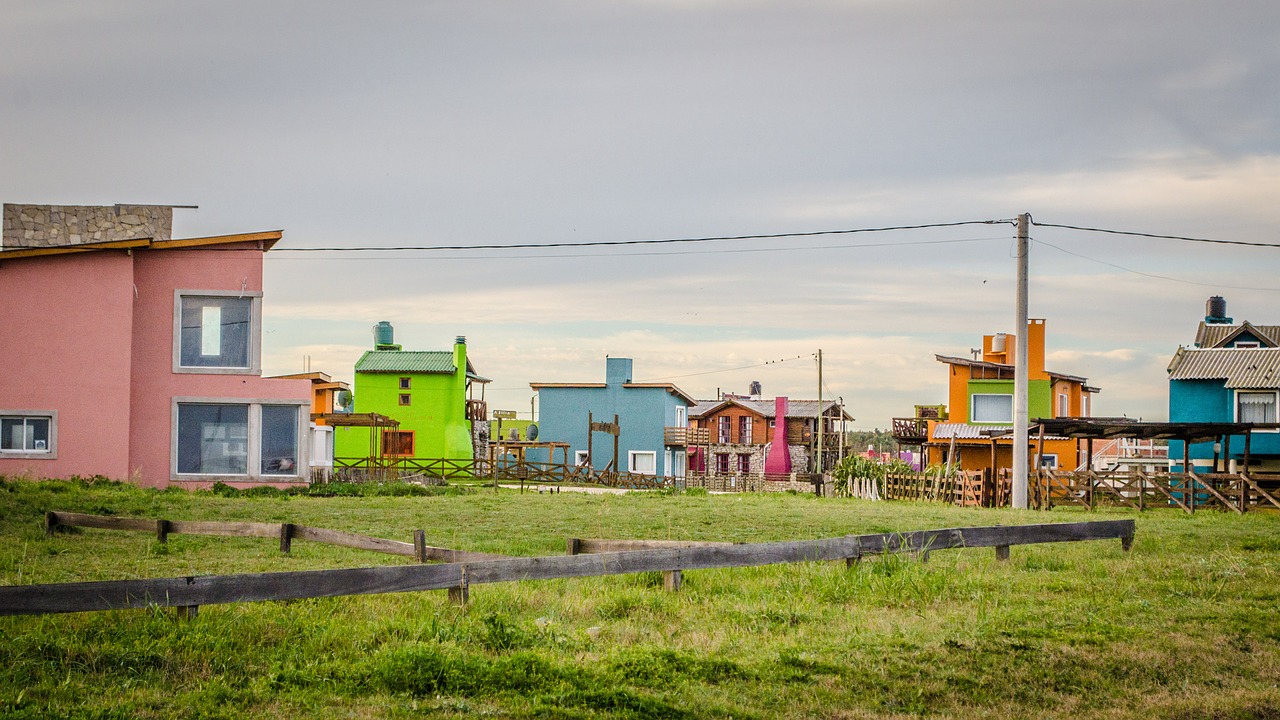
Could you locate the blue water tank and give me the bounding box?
[374,321,394,347]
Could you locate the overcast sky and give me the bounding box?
[4,1,1279,428]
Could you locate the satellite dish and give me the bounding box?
[526,423,539,441]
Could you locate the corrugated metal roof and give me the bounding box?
[354,350,456,374]
[1167,347,1280,388]
[1195,322,1280,348]
[689,397,851,420]
[932,423,1006,440]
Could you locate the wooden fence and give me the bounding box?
[43,511,508,563]
[880,469,1280,513]
[1,519,1133,616]
[331,457,672,489]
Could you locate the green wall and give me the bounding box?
[966,379,1051,422]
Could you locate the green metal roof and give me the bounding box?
[354,350,456,374]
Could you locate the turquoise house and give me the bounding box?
[1167,297,1280,473]
[529,358,696,477]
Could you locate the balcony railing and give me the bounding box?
[891,417,929,443]
[466,399,487,422]
[665,427,711,446]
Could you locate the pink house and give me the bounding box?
[0,204,311,488]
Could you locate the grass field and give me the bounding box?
[3,478,1280,719]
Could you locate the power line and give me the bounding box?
[265,219,1015,253]
[638,355,809,382]
[1031,238,1280,292]
[1032,220,1280,249]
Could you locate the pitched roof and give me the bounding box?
[529,381,697,405]
[934,354,1095,389]
[931,422,1067,441]
[355,350,489,381]
[689,397,852,421]
[0,231,282,260]
[1167,347,1280,389]
[1194,321,1280,349]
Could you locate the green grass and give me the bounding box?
[3,477,1280,718]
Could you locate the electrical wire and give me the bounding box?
[637,355,809,382]
[263,219,1016,253]
[1031,238,1280,292]
[1031,221,1280,249]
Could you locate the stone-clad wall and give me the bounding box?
[2,204,173,249]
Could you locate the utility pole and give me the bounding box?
[816,349,824,475]
[1012,213,1030,509]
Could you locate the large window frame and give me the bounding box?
[971,393,1014,424]
[171,398,308,482]
[629,450,657,475]
[173,290,263,375]
[1236,390,1279,430]
[0,410,57,459]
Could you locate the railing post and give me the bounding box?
[566,538,581,555]
[995,545,1010,561]
[414,530,428,563]
[663,570,682,591]
[448,566,469,606]
[279,523,294,554]
[156,519,170,544]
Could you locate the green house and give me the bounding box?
[334,328,487,460]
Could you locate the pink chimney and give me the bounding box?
[764,396,791,475]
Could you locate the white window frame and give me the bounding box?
[971,393,1013,424]
[0,409,58,459]
[1058,393,1069,418]
[675,406,687,428]
[664,449,673,477]
[1082,395,1091,418]
[1037,454,1059,470]
[673,450,686,478]
[1236,390,1279,430]
[574,450,590,467]
[171,398,309,482]
[628,450,657,475]
[173,290,263,375]
[1234,341,1262,348]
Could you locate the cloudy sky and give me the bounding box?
[4,1,1278,428]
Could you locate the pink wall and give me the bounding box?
[128,245,310,487]
[764,396,792,475]
[0,243,309,487]
[0,253,136,480]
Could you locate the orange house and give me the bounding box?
[893,319,1098,475]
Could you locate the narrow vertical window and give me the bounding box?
[261,405,299,475]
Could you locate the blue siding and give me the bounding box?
[1168,378,1280,468]
[530,358,689,475]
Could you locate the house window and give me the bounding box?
[718,416,732,443]
[398,394,412,406]
[177,404,250,474]
[177,294,257,370]
[737,453,751,473]
[1083,395,1091,418]
[575,450,590,467]
[1,412,56,457]
[971,394,1013,423]
[399,377,411,390]
[382,431,415,457]
[260,406,300,475]
[1237,391,1278,425]
[629,450,656,475]
[716,453,730,474]
[1058,393,1069,418]
[1038,454,1059,470]
[739,416,752,444]
[1234,341,1262,348]
[175,402,304,478]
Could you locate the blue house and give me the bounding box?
[529,357,696,477]
[1167,297,1280,473]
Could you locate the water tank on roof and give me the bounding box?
[1206,296,1230,324]
[991,333,1007,353]
[373,321,394,347]
[749,380,762,396]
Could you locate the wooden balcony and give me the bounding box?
[665,427,710,446]
[892,417,929,444]
[466,399,487,422]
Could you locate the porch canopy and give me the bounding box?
[984,418,1280,473]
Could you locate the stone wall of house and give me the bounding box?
[2,204,173,249]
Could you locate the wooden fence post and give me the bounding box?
[448,566,469,606]
[995,545,1010,561]
[414,530,428,563]
[45,511,58,536]
[566,538,581,556]
[174,605,199,619]
[663,570,682,592]
[156,519,170,544]
[279,523,295,554]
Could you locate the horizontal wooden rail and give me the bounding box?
[1,520,1133,616]
[44,512,507,563]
